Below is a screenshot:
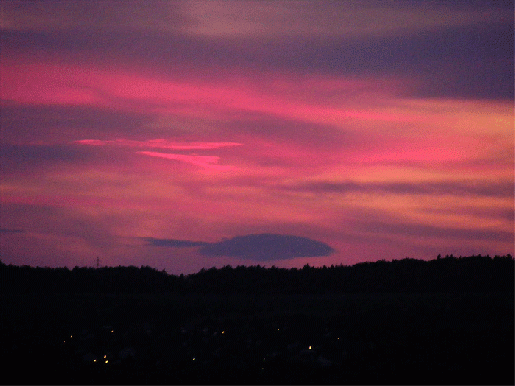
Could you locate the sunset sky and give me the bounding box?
[1,0,513,275]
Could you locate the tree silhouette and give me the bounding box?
[1,254,513,294]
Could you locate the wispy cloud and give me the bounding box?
[357,220,514,244]
[142,237,208,247]
[288,180,514,198]
[0,228,24,233]
[75,139,242,149]
[4,0,505,39]
[137,151,236,171]
[74,139,242,171]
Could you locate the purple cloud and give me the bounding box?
[144,233,334,261]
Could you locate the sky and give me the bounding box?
[0,0,513,275]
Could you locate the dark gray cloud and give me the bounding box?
[361,221,514,244]
[0,144,93,176]
[143,237,209,248]
[199,234,334,261]
[1,105,154,142]
[337,203,514,245]
[2,12,512,100]
[0,228,25,233]
[144,233,334,261]
[289,180,514,198]
[226,115,349,150]
[0,144,89,163]
[422,206,515,223]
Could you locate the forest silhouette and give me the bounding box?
[1,254,513,384]
[1,254,513,294]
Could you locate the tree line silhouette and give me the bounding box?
[1,254,512,294]
[1,254,513,384]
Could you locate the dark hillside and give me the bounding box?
[1,254,513,294]
[1,255,513,384]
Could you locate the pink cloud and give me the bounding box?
[75,139,242,149]
[137,151,236,171]
[74,138,242,172]
[1,55,418,125]
[1,48,512,274]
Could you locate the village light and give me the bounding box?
[105,360,108,364]
[309,346,312,350]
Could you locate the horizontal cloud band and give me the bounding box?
[288,180,514,198]
[142,238,208,247]
[144,233,334,261]
[0,228,25,233]
[75,139,243,149]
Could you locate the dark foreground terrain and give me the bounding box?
[1,256,513,384]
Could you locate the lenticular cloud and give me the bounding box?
[199,233,334,261]
[144,233,335,261]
